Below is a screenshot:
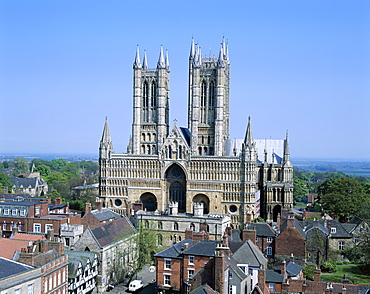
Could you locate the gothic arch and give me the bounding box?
[165,164,186,213]
[272,205,281,222]
[193,194,210,214]
[140,192,157,211]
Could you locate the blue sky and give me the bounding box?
[1,0,369,159]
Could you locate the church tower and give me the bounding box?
[131,45,170,155]
[188,38,230,156]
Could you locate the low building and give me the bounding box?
[81,201,122,230]
[10,173,48,197]
[133,201,231,246]
[73,216,136,293]
[0,257,42,294]
[66,250,99,294]
[60,223,84,249]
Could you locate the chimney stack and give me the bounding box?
[314,268,321,282]
[95,201,103,212]
[54,197,62,206]
[214,250,225,293]
[241,226,257,244]
[258,266,266,291]
[277,213,281,232]
[85,202,92,214]
[246,213,252,225]
[287,211,295,228]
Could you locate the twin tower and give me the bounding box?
[129,38,230,157]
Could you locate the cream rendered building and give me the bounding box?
[98,39,293,228]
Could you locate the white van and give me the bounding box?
[128,280,143,292]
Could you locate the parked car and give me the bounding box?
[128,280,143,292]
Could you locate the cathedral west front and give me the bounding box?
[98,38,293,228]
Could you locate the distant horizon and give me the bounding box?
[1,152,369,162]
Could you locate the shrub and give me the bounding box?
[303,266,315,280]
[321,260,336,273]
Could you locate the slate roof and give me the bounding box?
[231,239,267,268]
[154,239,192,259]
[286,261,302,277]
[10,177,46,189]
[90,208,122,222]
[304,221,329,235]
[182,241,217,257]
[48,203,67,210]
[266,269,284,283]
[66,250,97,278]
[90,216,136,248]
[225,254,248,281]
[0,257,34,280]
[303,219,352,238]
[246,223,277,237]
[180,127,191,146]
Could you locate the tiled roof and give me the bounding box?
[0,257,34,279]
[90,216,136,248]
[225,255,248,280]
[10,177,38,189]
[154,239,191,259]
[90,208,121,222]
[190,284,218,294]
[182,241,217,257]
[10,233,46,242]
[0,238,29,259]
[280,218,305,239]
[232,239,267,268]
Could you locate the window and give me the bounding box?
[28,284,34,294]
[266,246,272,256]
[164,274,171,286]
[12,209,17,216]
[18,223,23,231]
[20,209,26,216]
[338,241,345,250]
[35,206,40,215]
[256,236,258,242]
[354,237,359,244]
[2,222,6,230]
[45,224,53,233]
[331,227,336,234]
[188,269,194,280]
[269,283,275,292]
[164,258,171,270]
[33,223,41,233]
[229,285,237,294]
[188,256,194,265]
[14,289,20,294]
[173,222,178,230]
[4,208,9,216]
[267,237,272,243]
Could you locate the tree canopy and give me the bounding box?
[318,177,370,221]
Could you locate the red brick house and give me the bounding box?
[275,213,306,265]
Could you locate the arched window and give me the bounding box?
[158,221,163,229]
[190,223,195,231]
[147,145,151,155]
[157,234,162,246]
[209,81,215,107]
[142,133,146,141]
[174,222,179,230]
[143,81,149,108]
[151,82,157,108]
[201,81,207,107]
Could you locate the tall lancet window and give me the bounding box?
[200,80,207,123]
[151,82,157,108]
[143,81,149,122]
[209,81,215,107]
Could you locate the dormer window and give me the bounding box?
[330,227,336,234]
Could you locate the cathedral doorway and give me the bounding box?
[140,193,157,211]
[272,205,281,222]
[193,194,209,214]
[165,164,186,213]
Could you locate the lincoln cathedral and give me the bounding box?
[98,38,293,228]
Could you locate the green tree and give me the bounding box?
[61,162,81,177]
[50,158,68,170]
[293,178,309,203]
[0,173,13,192]
[318,177,369,221]
[14,157,30,175]
[34,164,51,177]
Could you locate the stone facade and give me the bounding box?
[98,39,293,227]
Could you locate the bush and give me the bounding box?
[336,261,343,265]
[303,266,315,280]
[321,260,337,273]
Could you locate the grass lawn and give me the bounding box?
[321,265,370,285]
